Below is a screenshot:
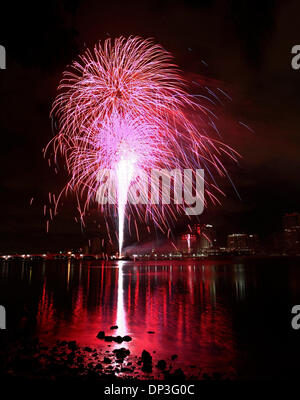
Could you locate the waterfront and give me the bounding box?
[0,258,300,380]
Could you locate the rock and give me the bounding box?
[164,368,185,380]
[84,346,93,352]
[171,354,178,360]
[173,368,185,379]
[121,367,132,372]
[103,357,111,364]
[114,336,123,343]
[142,363,152,373]
[103,335,130,343]
[67,352,75,362]
[141,350,152,373]
[141,350,152,364]
[95,363,103,370]
[110,325,118,330]
[147,331,155,334]
[212,372,222,380]
[113,348,130,360]
[156,360,167,370]
[96,331,105,339]
[68,341,77,351]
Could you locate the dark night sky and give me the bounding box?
[1,0,300,253]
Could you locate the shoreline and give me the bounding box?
[0,332,233,382]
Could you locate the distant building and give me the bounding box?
[177,233,197,254]
[283,213,300,254]
[199,224,217,249]
[177,224,217,254]
[283,213,300,229]
[227,234,248,250]
[190,223,201,235]
[227,233,259,254]
[248,234,259,251]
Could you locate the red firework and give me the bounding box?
[46,36,239,255]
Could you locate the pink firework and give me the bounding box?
[46,36,239,256]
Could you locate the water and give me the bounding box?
[1,258,300,379]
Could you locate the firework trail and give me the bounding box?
[46,36,239,256]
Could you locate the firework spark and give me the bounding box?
[46,36,239,256]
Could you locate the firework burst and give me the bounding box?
[46,36,239,256]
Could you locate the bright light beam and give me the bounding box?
[116,149,136,257]
[116,260,127,336]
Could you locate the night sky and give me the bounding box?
[1,0,300,253]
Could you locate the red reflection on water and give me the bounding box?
[35,260,238,375]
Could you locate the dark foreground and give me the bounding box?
[0,334,227,382]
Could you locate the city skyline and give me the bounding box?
[2,211,299,257]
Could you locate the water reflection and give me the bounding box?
[233,264,246,300]
[116,261,127,336]
[0,258,298,377]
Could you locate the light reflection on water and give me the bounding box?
[0,258,299,378]
[116,261,127,336]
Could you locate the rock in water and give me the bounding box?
[141,350,152,373]
[142,350,152,363]
[156,360,167,370]
[96,331,105,339]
